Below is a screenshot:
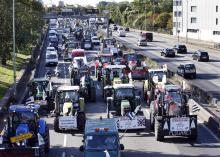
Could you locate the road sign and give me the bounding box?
[10,132,33,143]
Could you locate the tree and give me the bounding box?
[155,12,171,29]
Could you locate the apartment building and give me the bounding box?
[173,0,220,43]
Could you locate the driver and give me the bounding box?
[63,95,73,116]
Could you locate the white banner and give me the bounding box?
[59,116,77,129]
[170,117,190,132]
[116,116,146,130]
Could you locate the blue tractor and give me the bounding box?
[0,104,50,157]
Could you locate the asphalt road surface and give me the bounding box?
[112,30,220,100]
[30,34,220,157]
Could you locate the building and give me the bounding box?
[173,0,220,43]
[58,1,65,8]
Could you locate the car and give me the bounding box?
[45,51,58,66]
[113,25,118,31]
[125,27,129,32]
[91,36,100,46]
[173,44,187,54]
[161,48,175,57]
[192,50,209,61]
[118,30,126,37]
[113,57,125,65]
[137,39,147,46]
[177,63,196,79]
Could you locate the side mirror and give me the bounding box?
[120,144,125,150]
[79,145,85,152]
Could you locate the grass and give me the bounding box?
[0,53,30,99]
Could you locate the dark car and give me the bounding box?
[125,27,130,32]
[161,48,175,57]
[192,50,209,61]
[173,44,187,54]
[177,63,196,79]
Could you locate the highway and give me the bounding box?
[112,30,220,99]
[32,33,220,157]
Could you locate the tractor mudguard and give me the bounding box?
[79,97,85,112]
[38,119,46,135]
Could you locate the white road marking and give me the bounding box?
[63,134,67,147]
[62,152,66,157]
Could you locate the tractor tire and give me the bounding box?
[54,117,61,133]
[47,100,54,111]
[154,119,164,141]
[39,145,46,157]
[90,87,96,102]
[149,113,154,131]
[43,125,50,153]
[188,130,197,140]
[77,112,86,131]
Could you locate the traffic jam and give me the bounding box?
[0,17,201,157]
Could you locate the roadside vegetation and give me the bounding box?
[0,0,44,98]
[97,0,173,34]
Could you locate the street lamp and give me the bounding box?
[13,0,17,99]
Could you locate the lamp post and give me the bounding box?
[13,0,17,99]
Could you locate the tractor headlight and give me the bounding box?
[73,103,79,109]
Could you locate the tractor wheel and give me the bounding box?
[154,119,164,141]
[47,99,54,111]
[90,87,96,102]
[54,117,61,133]
[77,112,86,131]
[188,130,197,140]
[149,113,154,131]
[39,145,46,157]
[43,125,50,153]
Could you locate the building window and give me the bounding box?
[216,5,218,12]
[187,29,199,33]
[191,17,197,23]
[174,11,182,17]
[173,22,176,27]
[174,0,182,6]
[191,6,197,12]
[213,31,220,35]
[216,18,219,25]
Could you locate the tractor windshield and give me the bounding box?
[60,90,79,102]
[100,56,112,63]
[115,88,133,98]
[127,54,137,61]
[85,135,118,151]
[150,71,166,82]
[12,112,35,124]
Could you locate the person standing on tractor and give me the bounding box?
[63,95,73,116]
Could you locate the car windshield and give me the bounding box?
[60,90,79,102]
[200,52,208,56]
[47,54,57,59]
[85,135,118,151]
[101,56,112,63]
[115,88,133,98]
[185,64,195,69]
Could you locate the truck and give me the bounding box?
[106,83,146,130]
[140,32,153,42]
[79,118,124,157]
[149,84,197,141]
[0,104,50,157]
[53,86,86,132]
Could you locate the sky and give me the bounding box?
[42,0,133,7]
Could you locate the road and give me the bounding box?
[31,33,220,157]
[112,30,220,99]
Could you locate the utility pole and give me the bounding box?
[153,0,155,31]
[12,0,17,100]
[145,3,147,31]
[186,0,188,43]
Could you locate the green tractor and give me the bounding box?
[28,77,55,111]
[106,83,146,130]
[53,85,86,132]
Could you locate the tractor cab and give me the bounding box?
[53,85,86,132]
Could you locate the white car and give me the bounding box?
[46,51,58,66]
[118,30,126,37]
[91,36,100,46]
[137,39,147,46]
[46,46,56,52]
[48,30,57,39]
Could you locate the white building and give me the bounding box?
[173,0,220,43]
[58,1,65,8]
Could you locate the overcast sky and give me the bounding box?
[43,0,133,7]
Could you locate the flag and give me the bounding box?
[104,150,110,157]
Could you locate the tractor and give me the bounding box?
[28,77,55,111]
[69,64,96,102]
[149,84,197,141]
[0,104,50,157]
[53,85,86,132]
[106,83,146,130]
